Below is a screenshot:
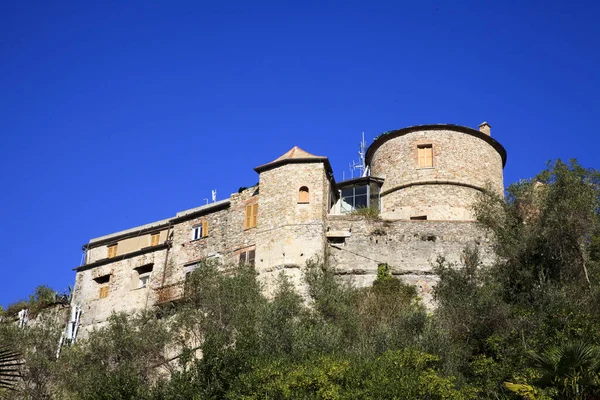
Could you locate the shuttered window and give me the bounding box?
[99,286,109,299]
[245,204,258,229]
[150,233,160,246]
[417,145,433,168]
[202,220,209,238]
[107,244,117,258]
[298,187,309,203]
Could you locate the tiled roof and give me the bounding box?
[254,146,332,173]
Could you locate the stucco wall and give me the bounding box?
[87,229,169,264]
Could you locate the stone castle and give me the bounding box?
[71,123,506,334]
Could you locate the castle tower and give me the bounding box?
[365,124,506,220]
[253,146,334,293]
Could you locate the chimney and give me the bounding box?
[479,121,491,136]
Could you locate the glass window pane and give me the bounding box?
[340,199,353,213]
[355,195,368,209]
[341,188,353,197]
[355,185,367,195]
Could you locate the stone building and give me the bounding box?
[71,122,506,334]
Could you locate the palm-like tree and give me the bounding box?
[507,341,600,399]
[0,346,22,392]
[531,341,600,399]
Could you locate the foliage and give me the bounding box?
[2,159,600,399]
[350,205,380,220]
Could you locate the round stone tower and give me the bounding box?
[365,123,506,221]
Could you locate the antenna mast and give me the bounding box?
[349,132,368,179]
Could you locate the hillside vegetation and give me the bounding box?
[1,160,600,400]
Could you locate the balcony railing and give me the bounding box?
[154,281,185,305]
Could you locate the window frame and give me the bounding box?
[339,184,380,214]
[191,220,209,241]
[417,144,434,169]
[238,249,256,267]
[133,264,153,290]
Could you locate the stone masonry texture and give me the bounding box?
[71,124,506,334]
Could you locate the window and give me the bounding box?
[134,264,153,289]
[239,249,256,267]
[244,204,258,229]
[107,244,117,258]
[340,185,368,213]
[150,233,160,246]
[183,263,198,280]
[417,144,433,168]
[94,275,110,299]
[298,186,309,203]
[99,286,109,298]
[191,220,209,240]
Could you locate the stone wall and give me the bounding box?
[325,215,495,305]
[369,129,504,220]
[256,162,331,295]
[382,184,481,220]
[72,248,169,333]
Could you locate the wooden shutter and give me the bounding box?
[245,205,252,229]
[425,146,433,167]
[99,286,109,299]
[251,204,258,228]
[202,220,209,237]
[107,244,117,258]
[151,233,159,246]
[299,187,309,203]
[418,145,433,168]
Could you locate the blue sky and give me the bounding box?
[1,0,599,307]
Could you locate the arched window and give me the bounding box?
[298,186,309,203]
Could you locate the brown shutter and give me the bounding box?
[252,204,258,228]
[245,205,252,229]
[299,187,309,203]
[107,245,117,258]
[151,233,159,246]
[426,146,432,167]
[99,286,109,299]
[202,220,209,237]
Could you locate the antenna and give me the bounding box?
[349,132,368,179]
[211,190,217,203]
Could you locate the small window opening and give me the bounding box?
[134,264,153,289]
[239,250,256,267]
[410,215,428,220]
[327,237,346,245]
[94,275,110,284]
[184,262,199,281]
[298,186,310,203]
